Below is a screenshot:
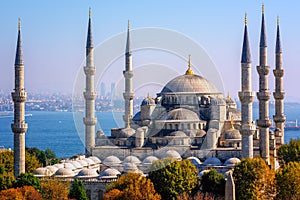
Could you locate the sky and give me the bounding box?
[0,1,300,101]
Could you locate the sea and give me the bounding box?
[0,104,300,158]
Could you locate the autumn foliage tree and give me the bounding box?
[41,178,70,200]
[0,186,42,200]
[233,158,275,200]
[105,172,161,200]
[278,139,300,165]
[276,161,300,200]
[148,158,199,200]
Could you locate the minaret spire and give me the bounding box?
[83,9,97,156]
[256,5,271,165]
[239,13,256,159]
[123,21,134,127]
[273,16,286,150]
[12,18,28,177]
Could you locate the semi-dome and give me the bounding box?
[103,156,122,165]
[123,156,141,164]
[33,167,51,177]
[142,156,159,165]
[99,168,121,178]
[164,108,199,121]
[224,157,241,166]
[203,157,222,166]
[55,168,75,177]
[164,150,181,160]
[187,156,202,166]
[77,168,99,178]
[160,74,219,94]
[168,131,187,137]
[224,129,241,140]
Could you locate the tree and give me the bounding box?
[25,152,42,173]
[0,150,14,173]
[148,158,199,200]
[0,172,15,191]
[201,169,225,197]
[278,139,300,165]
[233,158,275,200]
[69,178,88,200]
[105,172,161,200]
[276,161,300,200]
[0,186,42,200]
[14,173,41,192]
[41,177,70,200]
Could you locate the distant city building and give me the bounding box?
[100,82,106,97]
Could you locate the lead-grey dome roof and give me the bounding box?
[163,108,199,121]
[99,168,121,178]
[123,156,141,164]
[77,168,99,178]
[160,74,219,94]
[203,157,222,166]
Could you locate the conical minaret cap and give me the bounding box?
[241,13,251,63]
[276,16,282,53]
[86,8,93,48]
[15,18,24,65]
[125,20,131,54]
[260,5,267,47]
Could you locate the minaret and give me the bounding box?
[83,9,97,156]
[238,13,256,158]
[273,17,286,146]
[11,19,28,177]
[256,5,272,165]
[123,21,134,127]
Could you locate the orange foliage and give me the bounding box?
[0,185,42,200]
[104,189,124,200]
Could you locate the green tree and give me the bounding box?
[276,161,300,200]
[0,151,14,173]
[45,148,56,159]
[69,178,88,200]
[14,173,41,192]
[278,139,300,165]
[233,158,275,200]
[148,158,199,200]
[105,172,161,200]
[25,152,42,173]
[0,172,15,191]
[201,169,225,197]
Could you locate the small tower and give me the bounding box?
[238,13,256,158]
[11,19,28,177]
[225,171,236,200]
[83,9,97,156]
[256,5,272,165]
[273,17,286,147]
[123,21,134,127]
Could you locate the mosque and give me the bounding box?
[9,6,285,200]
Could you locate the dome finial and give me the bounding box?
[227,92,231,99]
[185,55,194,75]
[89,7,91,18]
[262,4,264,14]
[230,116,235,130]
[128,20,130,30]
[147,92,150,99]
[277,15,280,26]
[244,13,247,25]
[18,18,21,31]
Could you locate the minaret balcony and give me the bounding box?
[256,119,272,128]
[123,70,134,78]
[123,92,134,100]
[273,114,286,123]
[257,91,271,101]
[83,117,97,126]
[11,123,28,133]
[273,69,284,77]
[238,91,255,103]
[256,65,270,75]
[84,66,96,75]
[11,91,27,102]
[273,91,285,100]
[84,92,96,100]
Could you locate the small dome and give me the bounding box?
[203,157,222,166]
[55,168,75,177]
[225,95,235,105]
[164,150,181,160]
[33,167,51,177]
[64,163,76,170]
[77,168,99,178]
[198,170,210,177]
[71,161,83,169]
[123,162,138,172]
[83,158,96,166]
[224,129,241,140]
[187,157,202,166]
[46,166,58,174]
[141,97,155,106]
[53,163,64,169]
[77,159,89,167]
[103,156,122,166]
[164,108,199,121]
[123,156,141,164]
[142,156,159,165]
[118,127,136,138]
[168,131,187,137]
[99,168,121,178]
[224,157,241,166]
[89,156,101,164]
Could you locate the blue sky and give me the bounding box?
[0,1,299,101]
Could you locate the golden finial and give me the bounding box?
[185,55,194,75]
[18,18,21,31]
[227,92,231,99]
[244,13,247,25]
[262,4,264,14]
[277,16,280,26]
[147,92,150,99]
[230,116,235,130]
[128,20,130,30]
[89,7,92,18]
[127,115,131,128]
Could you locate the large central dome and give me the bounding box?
[160,74,219,94]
